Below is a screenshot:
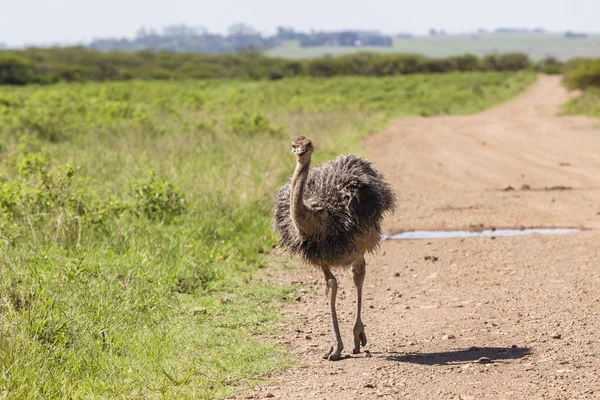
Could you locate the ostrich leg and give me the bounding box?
[322,266,343,361]
[352,257,367,354]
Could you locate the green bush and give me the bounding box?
[452,54,481,72]
[0,138,188,245]
[0,141,122,247]
[131,171,186,221]
[420,58,458,73]
[0,54,34,85]
[562,88,600,117]
[483,53,531,71]
[15,104,72,142]
[564,58,600,89]
[537,56,563,75]
[229,112,285,137]
[305,58,342,77]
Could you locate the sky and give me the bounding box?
[1,0,599,47]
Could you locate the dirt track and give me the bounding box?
[236,76,600,399]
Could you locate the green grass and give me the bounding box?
[266,33,600,61]
[563,88,600,117]
[0,71,535,398]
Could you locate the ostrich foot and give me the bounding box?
[352,323,367,354]
[323,343,343,361]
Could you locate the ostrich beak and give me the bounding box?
[292,145,308,155]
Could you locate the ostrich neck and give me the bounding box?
[290,159,319,237]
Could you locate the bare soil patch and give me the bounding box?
[233,76,600,399]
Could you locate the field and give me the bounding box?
[267,33,600,61]
[0,72,536,398]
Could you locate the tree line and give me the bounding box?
[0,47,586,86]
[88,24,394,54]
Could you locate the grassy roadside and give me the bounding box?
[562,88,600,117]
[0,71,535,398]
[562,57,600,117]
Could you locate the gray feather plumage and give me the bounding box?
[273,154,396,265]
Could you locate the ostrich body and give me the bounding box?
[273,136,396,360]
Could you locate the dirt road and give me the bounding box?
[236,76,600,399]
[370,75,600,233]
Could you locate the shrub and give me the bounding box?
[131,171,186,221]
[0,142,127,247]
[16,104,72,142]
[452,54,481,72]
[537,56,563,75]
[173,259,221,294]
[483,53,531,71]
[341,52,379,75]
[0,54,34,85]
[305,58,342,77]
[229,112,285,137]
[420,58,458,73]
[564,58,600,89]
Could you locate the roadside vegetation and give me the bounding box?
[562,88,600,117]
[562,58,600,117]
[563,58,600,90]
[0,71,535,398]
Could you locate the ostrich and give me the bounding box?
[273,136,396,361]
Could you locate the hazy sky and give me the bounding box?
[1,0,599,46]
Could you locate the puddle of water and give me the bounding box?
[383,228,581,240]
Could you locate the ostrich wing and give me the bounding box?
[273,154,396,265]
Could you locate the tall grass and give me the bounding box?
[0,71,535,398]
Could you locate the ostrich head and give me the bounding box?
[291,135,314,163]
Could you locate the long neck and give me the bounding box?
[290,159,319,236]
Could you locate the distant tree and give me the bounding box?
[192,26,208,36]
[163,24,197,37]
[338,31,360,46]
[276,26,297,40]
[494,27,533,34]
[228,23,258,37]
[136,27,149,38]
[565,31,588,39]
